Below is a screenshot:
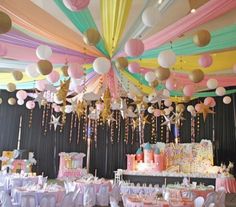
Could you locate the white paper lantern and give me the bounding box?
[36,45,52,60]
[187,105,195,112]
[147,106,154,114]
[223,96,231,104]
[53,94,63,104]
[142,7,160,27]
[17,99,24,105]
[207,78,218,89]
[144,71,156,83]
[93,57,111,75]
[215,87,226,96]
[65,105,73,113]
[158,50,176,68]
[25,64,40,78]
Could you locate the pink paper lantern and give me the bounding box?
[183,85,195,97]
[35,79,48,91]
[54,105,61,112]
[26,100,35,109]
[16,90,28,100]
[153,109,161,117]
[46,70,60,83]
[140,68,151,75]
[195,103,202,112]
[63,0,90,11]
[68,63,84,79]
[128,62,140,73]
[210,100,216,107]
[233,64,236,73]
[165,78,177,91]
[124,39,144,57]
[96,103,104,111]
[198,54,213,68]
[204,97,215,106]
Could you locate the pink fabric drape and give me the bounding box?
[144,0,236,51]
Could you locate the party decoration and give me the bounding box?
[197,102,215,121]
[120,98,128,119]
[36,45,52,60]
[16,90,27,100]
[147,106,154,114]
[8,97,16,105]
[128,62,140,73]
[124,39,144,57]
[204,97,215,107]
[193,30,211,47]
[0,11,12,34]
[182,96,191,103]
[76,101,86,118]
[153,109,161,117]
[148,90,168,107]
[183,85,195,97]
[216,87,226,96]
[93,57,111,74]
[155,67,170,81]
[173,111,185,127]
[115,57,128,70]
[50,114,62,131]
[61,65,69,77]
[158,50,176,68]
[83,92,101,101]
[6,83,16,92]
[142,7,160,27]
[176,104,185,113]
[83,28,101,46]
[34,92,46,108]
[149,79,159,88]
[223,96,231,104]
[37,60,53,75]
[164,99,172,107]
[189,69,204,83]
[65,105,73,113]
[198,54,213,67]
[17,99,24,105]
[0,44,7,57]
[0,98,2,104]
[161,115,175,131]
[12,71,23,81]
[207,79,218,89]
[63,0,90,11]
[144,71,156,83]
[26,100,35,109]
[141,115,150,126]
[25,64,40,78]
[132,119,139,130]
[46,70,60,83]
[101,88,111,122]
[187,105,195,112]
[165,78,177,91]
[68,63,84,79]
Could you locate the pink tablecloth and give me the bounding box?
[216,177,236,193]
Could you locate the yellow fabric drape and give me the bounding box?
[101,0,132,57]
[131,50,236,73]
[0,0,102,57]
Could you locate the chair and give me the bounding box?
[73,188,83,207]
[83,184,96,207]
[60,192,75,207]
[194,196,205,207]
[208,203,216,207]
[110,196,119,207]
[0,191,14,207]
[40,194,56,207]
[217,187,226,207]
[204,192,218,207]
[20,195,37,207]
[96,184,109,206]
[38,176,48,186]
[10,179,22,190]
[110,183,121,202]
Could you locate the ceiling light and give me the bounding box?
[158,0,163,4]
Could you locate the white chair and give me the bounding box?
[20,195,37,207]
[208,203,216,207]
[96,184,109,206]
[110,196,119,207]
[83,184,96,207]
[38,176,48,186]
[110,183,121,202]
[204,192,218,207]
[0,191,14,207]
[194,196,205,207]
[40,194,56,207]
[73,188,83,207]
[60,192,75,207]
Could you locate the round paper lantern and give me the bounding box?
[223,96,231,104]
[35,80,47,91]
[182,96,191,103]
[183,85,195,97]
[17,99,24,105]
[233,64,236,73]
[16,90,28,100]
[128,62,140,73]
[63,0,90,11]
[115,57,128,70]
[198,54,213,68]
[25,64,40,78]
[204,97,215,106]
[93,57,111,74]
[144,71,156,83]
[149,79,159,88]
[164,108,171,115]
[195,103,202,112]
[187,105,194,112]
[147,106,154,114]
[0,11,12,34]
[36,45,52,60]
[165,78,177,90]
[193,30,211,47]
[155,67,170,81]
[153,109,161,117]
[37,60,53,75]
[46,70,60,83]
[124,39,144,57]
[6,83,16,92]
[215,87,226,96]
[96,103,104,111]
[26,100,35,109]
[83,28,100,46]
[158,50,176,68]
[0,98,2,104]
[168,106,174,111]
[65,105,73,113]
[189,69,204,83]
[164,99,172,107]
[12,71,23,81]
[8,97,16,105]
[142,7,160,27]
[68,63,84,79]
[54,94,63,104]
[176,104,185,113]
[207,78,218,89]
[61,65,69,77]
[54,105,61,113]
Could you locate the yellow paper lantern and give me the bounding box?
[8,97,16,105]
[155,67,170,81]
[115,57,128,70]
[0,11,12,34]
[6,83,16,92]
[83,28,101,46]
[12,71,23,81]
[189,69,204,83]
[193,30,211,47]
[37,60,53,75]
[176,104,185,113]
[149,79,159,88]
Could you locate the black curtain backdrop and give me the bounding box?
[0,90,235,179]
